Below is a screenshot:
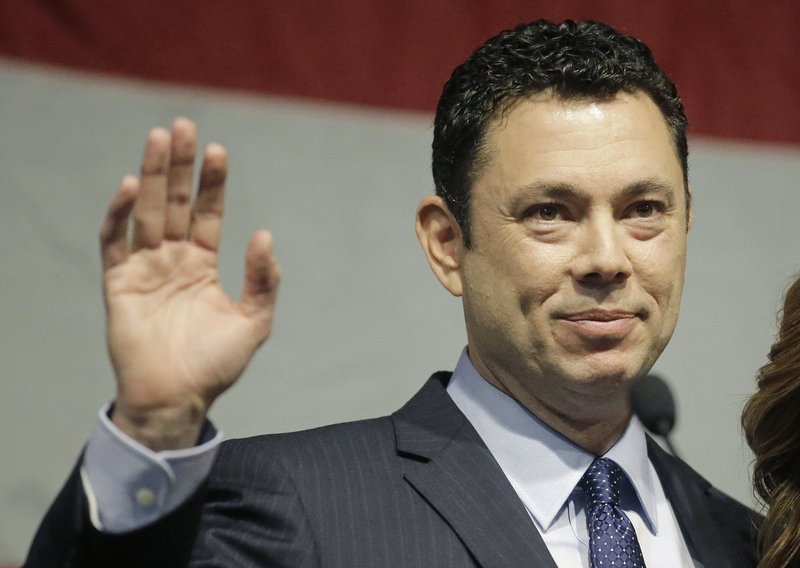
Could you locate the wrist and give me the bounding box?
[111,398,208,451]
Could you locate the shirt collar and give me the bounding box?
[446,348,659,533]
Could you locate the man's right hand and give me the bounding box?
[100,118,280,451]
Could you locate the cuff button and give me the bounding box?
[135,487,156,507]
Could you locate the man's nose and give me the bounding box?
[571,218,633,287]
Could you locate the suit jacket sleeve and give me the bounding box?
[25,443,322,568]
[25,457,205,568]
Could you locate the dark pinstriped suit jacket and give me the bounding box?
[28,372,760,567]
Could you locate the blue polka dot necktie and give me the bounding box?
[579,458,647,568]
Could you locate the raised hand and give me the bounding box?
[100,118,280,450]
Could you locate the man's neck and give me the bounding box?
[469,355,632,456]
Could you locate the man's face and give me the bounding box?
[459,92,689,415]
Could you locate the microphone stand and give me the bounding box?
[653,417,681,459]
[662,434,680,459]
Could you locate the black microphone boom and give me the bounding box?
[630,374,680,458]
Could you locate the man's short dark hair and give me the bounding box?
[432,19,689,247]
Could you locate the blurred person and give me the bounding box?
[743,276,800,568]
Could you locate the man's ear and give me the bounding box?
[686,186,694,231]
[415,195,464,297]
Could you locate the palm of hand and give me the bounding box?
[105,241,267,413]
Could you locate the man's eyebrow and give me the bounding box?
[509,178,679,209]
[508,182,586,209]
[620,178,678,199]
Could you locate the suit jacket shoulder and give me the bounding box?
[191,372,550,567]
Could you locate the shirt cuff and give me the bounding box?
[81,402,222,534]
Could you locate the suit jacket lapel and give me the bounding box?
[392,372,557,568]
[647,437,735,567]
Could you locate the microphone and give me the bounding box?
[630,374,680,458]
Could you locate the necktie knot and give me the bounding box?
[580,457,623,509]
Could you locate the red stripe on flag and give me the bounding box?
[0,0,797,145]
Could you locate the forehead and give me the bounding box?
[473,92,684,203]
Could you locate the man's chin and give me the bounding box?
[562,361,642,389]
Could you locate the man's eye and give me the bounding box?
[630,202,659,218]
[529,204,560,221]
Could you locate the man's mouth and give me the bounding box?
[562,310,639,322]
[557,310,641,339]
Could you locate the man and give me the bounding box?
[27,20,759,567]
